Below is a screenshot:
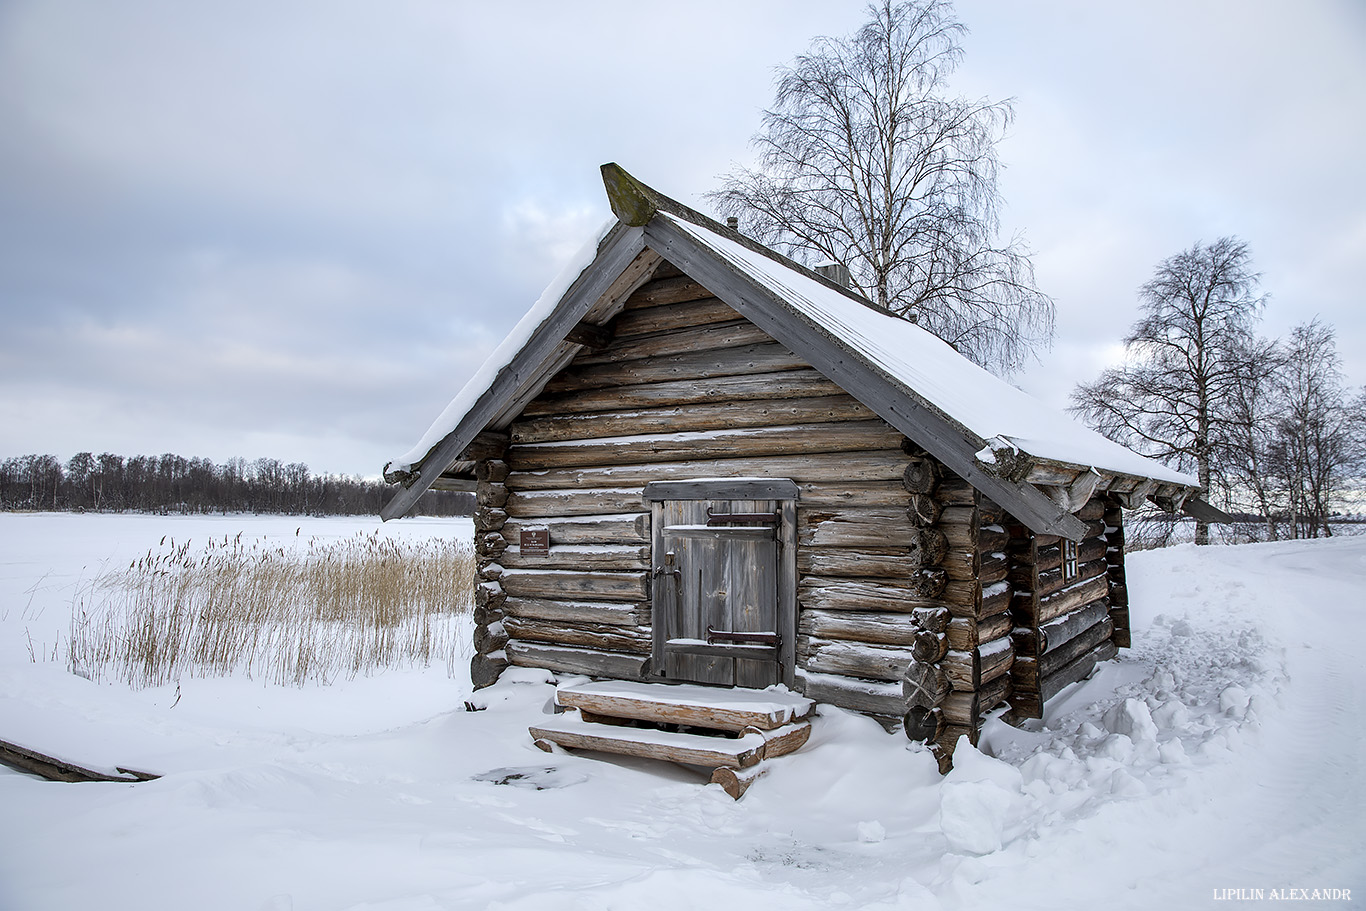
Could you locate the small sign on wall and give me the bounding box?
[520,525,550,556]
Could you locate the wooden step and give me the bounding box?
[529,713,811,769]
[554,680,814,732]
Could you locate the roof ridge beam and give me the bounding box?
[600,162,868,307]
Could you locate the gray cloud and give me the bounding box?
[2,0,1362,475]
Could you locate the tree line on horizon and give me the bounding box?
[0,452,472,517]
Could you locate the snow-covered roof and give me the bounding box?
[663,215,1192,487]
[382,164,1201,531]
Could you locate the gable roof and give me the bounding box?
[382,164,1207,535]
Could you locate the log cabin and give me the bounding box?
[381,164,1226,775]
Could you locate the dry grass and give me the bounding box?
[67,531,476,687]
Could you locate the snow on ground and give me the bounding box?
[1,514,1362,909]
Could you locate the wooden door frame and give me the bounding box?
[645,479,798,688]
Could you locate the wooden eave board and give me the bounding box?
[556,680,813,731]
[529,714,810,769]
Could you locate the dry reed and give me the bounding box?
[67,531,476,687]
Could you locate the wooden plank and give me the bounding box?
[798,608,918,646]
[508,420,904,471]
[799,507,922,549]
[500,544,650,572]
[503,617,652,654]
[529,715,810,769]
[799,638,914,682]
[777,497,800,688]
[796,548,921,579]
[503,514,649,545]
[644,478,800,502]
[381,227,650,520]
[0,738,160,784]
[665,640,778,661]
[612,296,740,336]
[500,569,647,602]
[556,682,812,732]
[503,597,646,627]
[1038,640,1119,704]
[569,319,772,366]
[1027,573,1110,626]
[505,451,908,491]
[543,341,809,394]
[505,488,646,518]
[430,477,477,493]
[564,319,614,351]
[1036,601,1111,657]
[795,670,910,716]
[797,578,933,613]
[506,640,649,679]
[521,368,845,418]
[621,274,713,308]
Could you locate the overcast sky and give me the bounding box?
[2,0,1363,479]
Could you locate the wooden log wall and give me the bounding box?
[898,469,1017,769]
[1103,494,1131,648]
[471,453,512,689]
[493,261,942,703]
[1007,495,1118,718]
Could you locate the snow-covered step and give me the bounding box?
[554,680,814,732]
[529,712,811,770]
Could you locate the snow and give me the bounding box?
[666,214,1197,487]
[4,513,1365,909]
[387,218,615,475]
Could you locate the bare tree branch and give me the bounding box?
[708,0,1054,376]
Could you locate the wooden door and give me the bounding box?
[655,497,782,687]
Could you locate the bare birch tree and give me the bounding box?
[1267,320,1362,537]
[1222,335,1286,539]
[708,0,1053,375]
[1070,237,1266,545]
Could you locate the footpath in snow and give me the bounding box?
[0,514,1362,909]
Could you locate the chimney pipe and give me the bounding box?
[814,262,851,288]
